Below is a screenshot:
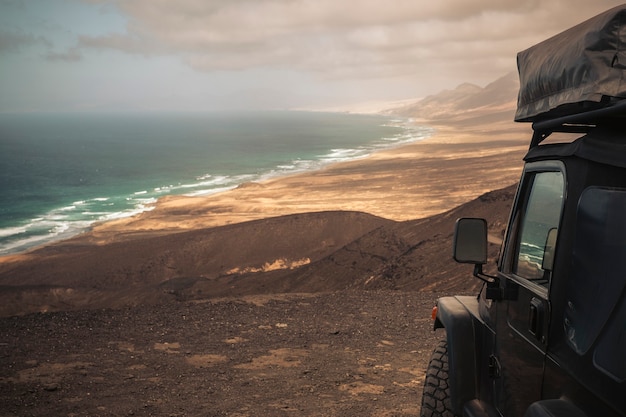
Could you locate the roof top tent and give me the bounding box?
[515,4,626,148]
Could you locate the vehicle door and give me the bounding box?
[494,161,565,416]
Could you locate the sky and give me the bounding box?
[1,0,625,113]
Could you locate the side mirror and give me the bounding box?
[542,227,558,271]
[453,218,488,264]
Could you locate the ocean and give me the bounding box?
[0,111,430,255]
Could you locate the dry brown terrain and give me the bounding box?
[1,291,445,416]
[0,78,529,416]
[0,184,515,417]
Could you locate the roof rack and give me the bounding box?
[529,100,626,148]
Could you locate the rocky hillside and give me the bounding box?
[0,185,515,317]
[385,72,519,125]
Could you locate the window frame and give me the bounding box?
[501,161,566,297]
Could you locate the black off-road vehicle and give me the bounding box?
[421,6,626,417]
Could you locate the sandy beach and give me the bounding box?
[77,110,529,246]
[0,103,528,314]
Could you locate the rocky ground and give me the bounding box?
[1,290,446,417]
[0,185,515,416]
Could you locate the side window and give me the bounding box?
[513,171,564,285]
[566,187,626,360]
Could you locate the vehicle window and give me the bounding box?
[514,171,564,284]
[566,187,626,358]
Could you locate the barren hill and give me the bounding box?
[385,72,519,126]
[0,186,516,416]
[0,185,514,318]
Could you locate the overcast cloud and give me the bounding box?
[1,0,624,112]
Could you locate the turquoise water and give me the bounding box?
[0,111,430,254]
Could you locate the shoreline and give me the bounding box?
[0,107,528,317]
[0,110,531,259]
[88,117,529,238]
[0,112,427,257]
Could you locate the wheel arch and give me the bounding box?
[433,296,481,415]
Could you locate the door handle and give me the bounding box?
[529,297,544,341]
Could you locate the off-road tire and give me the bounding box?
[420,340,457,417]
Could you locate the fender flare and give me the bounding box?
[434,296,480,415]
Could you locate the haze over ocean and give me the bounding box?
[0,111,430,255]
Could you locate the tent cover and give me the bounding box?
[516,5,626,122]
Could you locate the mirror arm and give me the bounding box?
[473,264,499,284]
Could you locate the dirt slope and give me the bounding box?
[0,185,516,417]
[0,185,514,317]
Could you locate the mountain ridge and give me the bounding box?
[385,71,519,122]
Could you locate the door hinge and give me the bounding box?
[485,281,518,301]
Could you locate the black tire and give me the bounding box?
[420,340,457,417]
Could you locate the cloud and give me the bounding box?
[44,47,83,62]
[3,0,624,112]
[76,0,624,87]
[78,32,161,55]
[0,30,51,54]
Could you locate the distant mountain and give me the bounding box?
[386,72,519,122]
